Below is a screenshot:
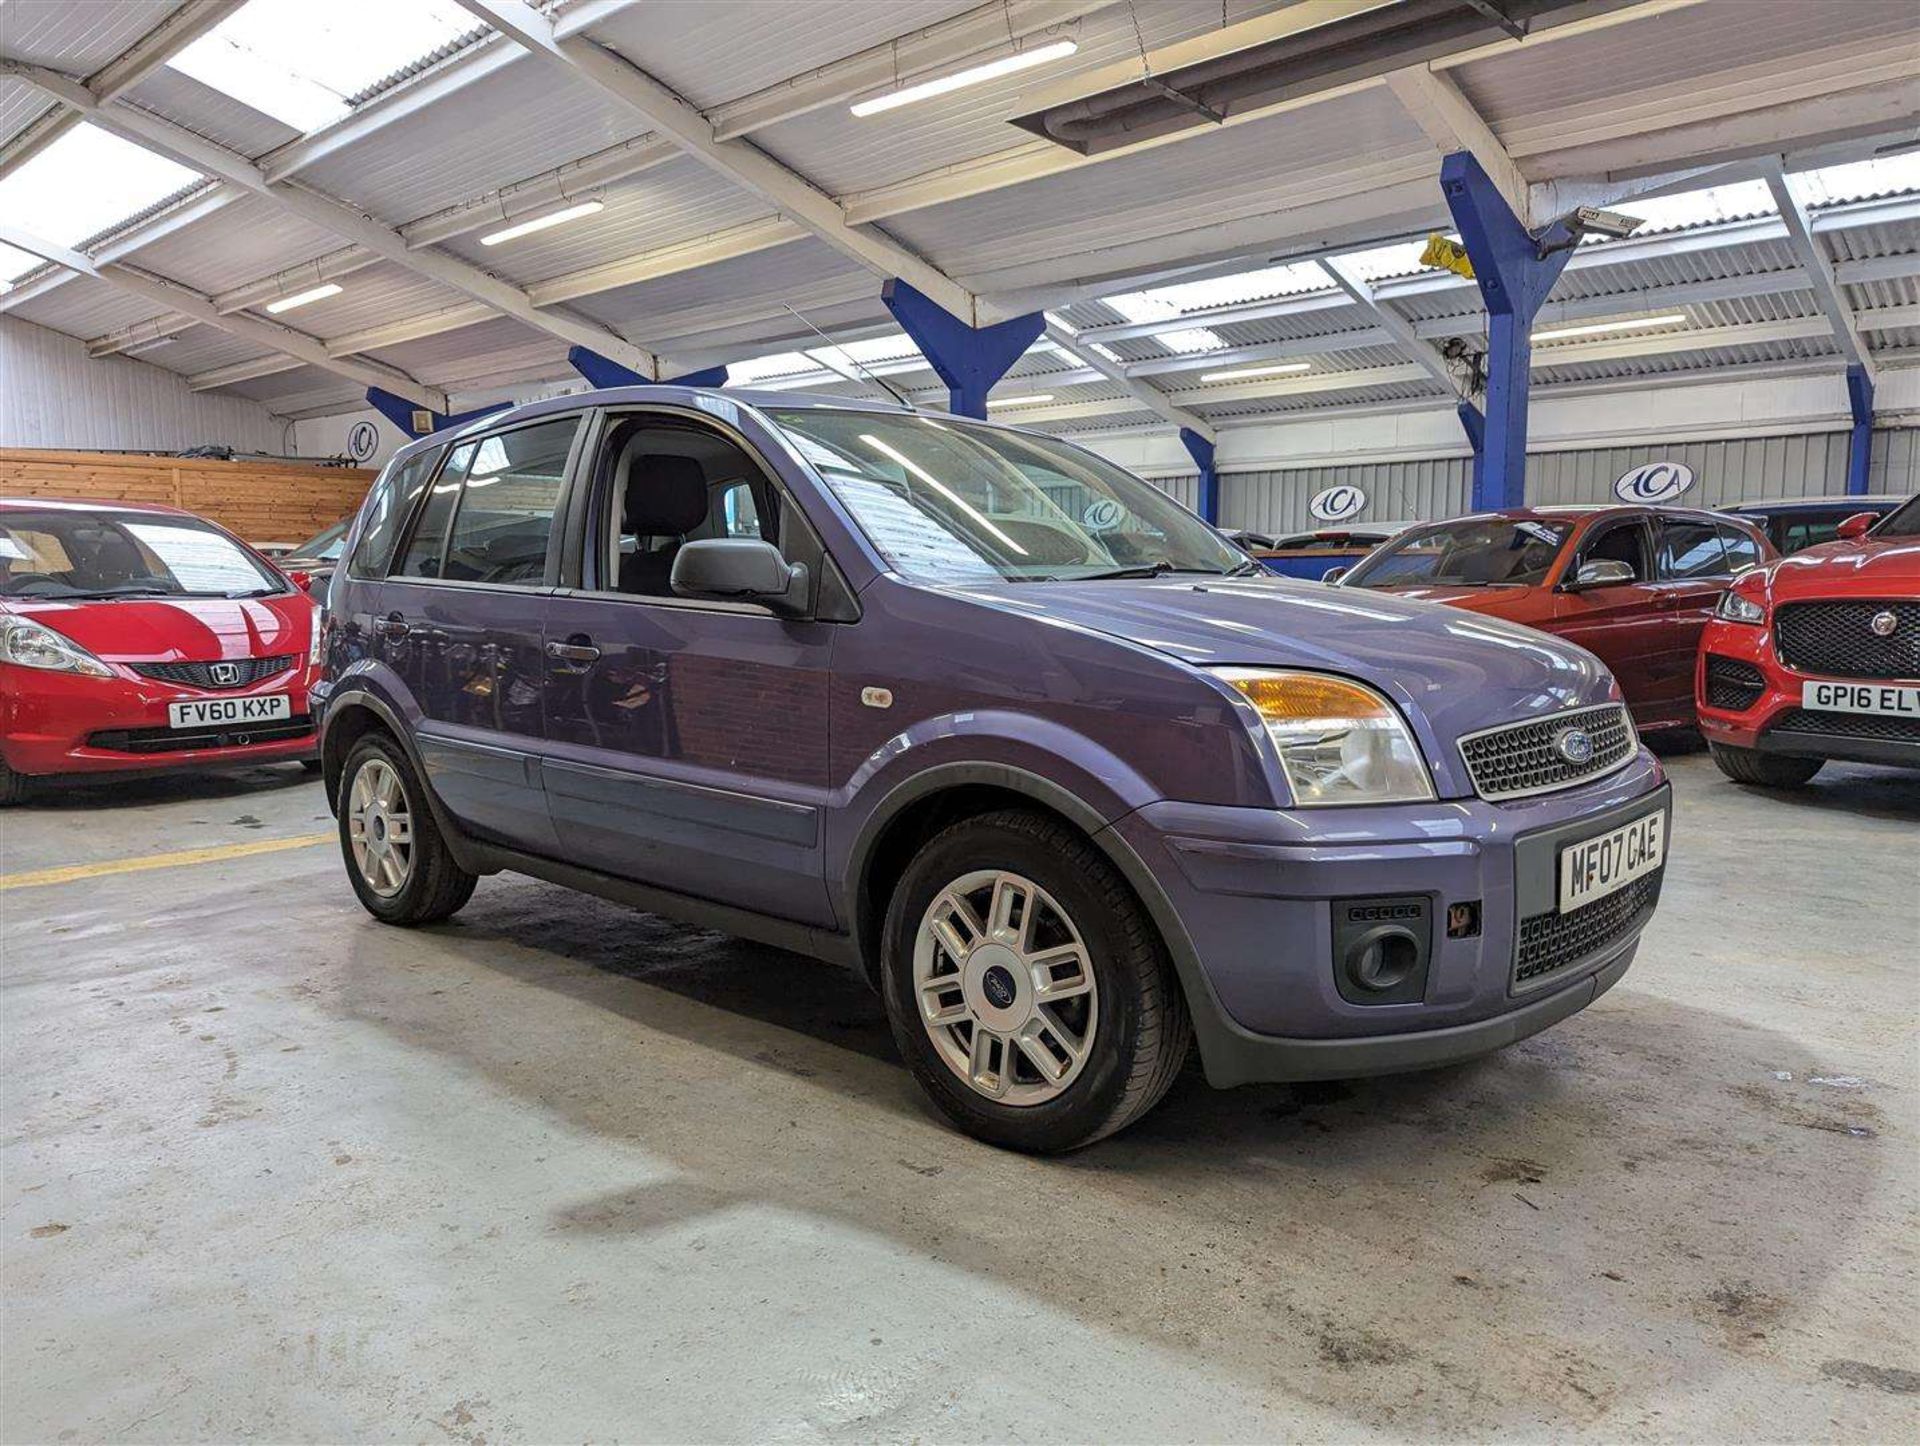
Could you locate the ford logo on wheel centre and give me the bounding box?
[1613,461,1696,505]
[1554,727,1596,766]
[1309,484,1367,522]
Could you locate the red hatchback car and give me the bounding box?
[1697,494,1919,786]
[1337,505,1776,731]
[0,498,320,803]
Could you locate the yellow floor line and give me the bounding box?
[0,832,334,891]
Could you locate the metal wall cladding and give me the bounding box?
[0,316,285,454]
[1202,430,1919,534]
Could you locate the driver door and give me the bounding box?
[539,407,840,926]
[1551,515,1669,726]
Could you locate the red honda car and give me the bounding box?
[0,498,320,803]
[1697,494,1919,786]
[1336,504,1776,732]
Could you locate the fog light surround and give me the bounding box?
[1331,895,1432,1005]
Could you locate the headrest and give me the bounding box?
[622,453,708,535]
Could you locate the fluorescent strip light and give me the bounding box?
[264,283,342,314]
[1533,312,1687,342]
[479,199,605,246]
[1199,361,1312,383]
[851,39,1079,117]
[986,393,1055,408]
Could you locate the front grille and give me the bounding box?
[131,655,296,690]
[1768,708,1920,744]
[1457,704,1635,801]
[1704,655,1766,711]
[1515,870,1663,987]
[1776,601,1920,681]
[87,716,314,755]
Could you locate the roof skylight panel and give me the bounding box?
[167,0,485,135]
[1790,153,1920,207]
[0,124,202,282]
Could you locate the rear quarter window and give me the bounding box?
[348,447,444,580]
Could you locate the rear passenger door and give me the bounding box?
[380,414,584,852]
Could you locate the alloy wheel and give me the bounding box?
[912,869,1099,1105]
[346,758,414,898]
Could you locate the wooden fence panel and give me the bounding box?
[0,450,377,545]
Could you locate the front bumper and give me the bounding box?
[1696,618,1920,770]
[0,663,317,779]
[1111,752,1668,1087]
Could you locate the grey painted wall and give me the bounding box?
[1,315,285,455]
[1169,427,1919,533]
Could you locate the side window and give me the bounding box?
[1782,517,1839,553]
[1716,521,1763,573]
[1657,518,1728,580]
[391,448,469,579]
[596,416,781,597]
[440,417,578,584]
[1581,521,1650,581]
[347,447,442,579]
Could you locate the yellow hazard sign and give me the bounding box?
[1420,234,1475,280]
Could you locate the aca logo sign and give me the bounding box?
[1308,485,1367,522]
[1614,461,1695,505]
[347,420,379,462]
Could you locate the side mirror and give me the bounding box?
[1836,511,1877,540]
[1322,567,1349,585]
[287,570,314,593]
[670,538,809,614]
[1565,558,1637,590]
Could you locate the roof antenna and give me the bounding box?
[779,303,917,410]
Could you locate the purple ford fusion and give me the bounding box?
[314,388,1669,1152]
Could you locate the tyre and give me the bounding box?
[880,809,1191,1153]
[299,758,324,775]
[337,733,476,925]
[1709,741,1823,788]
[0,759,23,807]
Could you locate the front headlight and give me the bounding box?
[1716,588,1766,624]
[0,615,115,677]
[1214,668,1435,807]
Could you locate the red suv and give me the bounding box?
[1338,505,1776,732]
[1697,494,1919,786]
[0,498,320,803]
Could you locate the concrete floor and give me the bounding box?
[3,750,1916,1443]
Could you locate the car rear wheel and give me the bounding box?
[338,734,476,925]
[880,809,1191,1153]
[1709,741,1823,788]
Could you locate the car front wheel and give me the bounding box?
[338,734,477,925]
[880,809,1191,1153]
[1709,741,1823,788]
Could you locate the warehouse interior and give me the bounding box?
[2,0,1917,1441]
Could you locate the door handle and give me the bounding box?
[378,612,410,639]
[545,638,601,664]
[1653,594,1680,611]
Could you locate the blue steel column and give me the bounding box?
[1456,400,1486,498]
[880,278,1044,419]
[1845,364,1875,495]
[363,387,509,439]
[1180,427,1220,525]
[565,346,728,389]
[1441,152,1574,511]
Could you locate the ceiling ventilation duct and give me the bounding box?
[1009,0,1598,157]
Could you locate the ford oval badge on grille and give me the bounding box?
[1870,610,1899,637]
[1554,727,1595,765]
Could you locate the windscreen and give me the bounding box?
[765,408,1247,584]
[289,518,350,561]
[0,511,283,600]
[1872,494,1920,538]
[1343,517,1572,588]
